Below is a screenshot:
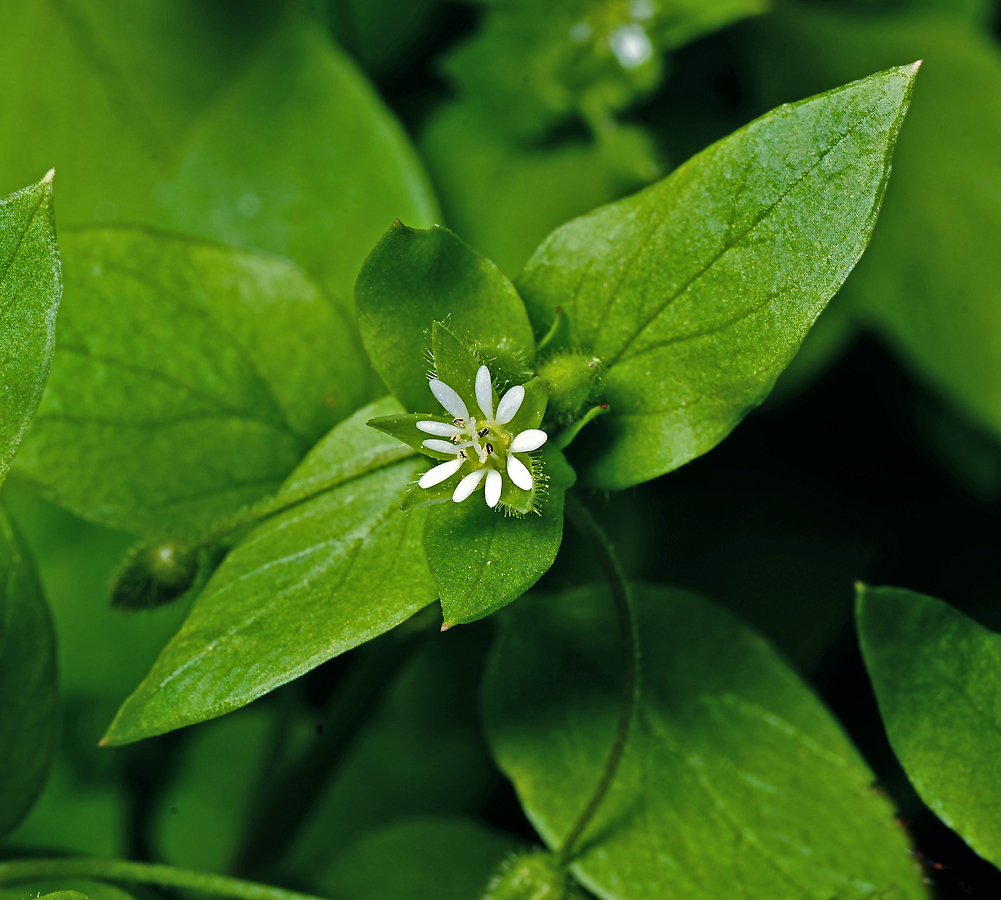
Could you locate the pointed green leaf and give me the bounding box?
[857,584,1001,869]
[16,227,370,540]
[517,64,919,489]
[483,584,928,900]
[750,7,1001,452]
[102,398,435,744]
[356,224,536,413]
[0,173,61,488]
[425,447,575,627]
[0,507,58,840]
[0,5,437,309]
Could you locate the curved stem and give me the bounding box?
[0,858,327,900]
[559,493,641,866]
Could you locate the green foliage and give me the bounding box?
[0,173,61,488]
[102,399,435,744]
[318,816,519,900]
[857,584,1001,869]
[16,227,369,540]
[357,224,536,413]
[749,7,1001,444]
[483,584,927,900]
[0,2,437,307]
[518,64,918,489]
[0,508,57,841]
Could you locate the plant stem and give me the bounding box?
[0,858,326,900]
[559,492,641,867]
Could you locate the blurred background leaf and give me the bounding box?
[0,507,58,842]
[16,228,371,541]
[0,1,438,309]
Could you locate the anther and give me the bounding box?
[453,417,465,427]
[450,434,462,444]
[485,442,494,455]
[457,449,468,460]
[478,427,489,438]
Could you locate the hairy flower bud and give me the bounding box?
[111,540,199,610]
[537,351,601,423]
[482,850,585,900]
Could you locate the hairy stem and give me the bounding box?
[0,858,326,900]
[559,492,641,866]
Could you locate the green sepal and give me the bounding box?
[368,413,456,461]
[432,322,485,410]
[508,378,549,435]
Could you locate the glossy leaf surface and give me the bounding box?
[425,447,575,627]
[483,584,927,900]
[0,174,61,488]
[857,584,1001,868]
[103,398,435,744]
[17,227,368,540]
[518,64,918,488]
[356,224,536,413]
[0,507,58,840]
[0,4,437,308]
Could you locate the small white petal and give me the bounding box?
[475,365,494,419]
[417,420,462,436]
[418,458,463,489]
[429,379,469,420]
[422,439,458,454]
[507,454,533,491]
[510,429,548,453]
[495,385,525,424]
[484,469,503,508]
[452,468,487,503]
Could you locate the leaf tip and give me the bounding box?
[42,168,55,184]
[441,620,454,632]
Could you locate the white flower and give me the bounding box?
[416,364,547,508]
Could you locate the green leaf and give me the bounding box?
[286,634,499,879]
[0,4,437,308]
[157,707,273,871]
[0,506,58,840]
[425,447,575,627]
[356,224,536,413]
[317,816,520,900]
[748,7,1001,452]
[15,227,369,540]
[0,173,61,489]
[102,398,436,744]
[483,583,928,900]
[857,584,1001,869]
[517,63,919,489]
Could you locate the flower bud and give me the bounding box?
[537,351,601,423]
[111,540,199,610]
[482,850,585,900]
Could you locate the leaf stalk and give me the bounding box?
[559,492,641,866]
